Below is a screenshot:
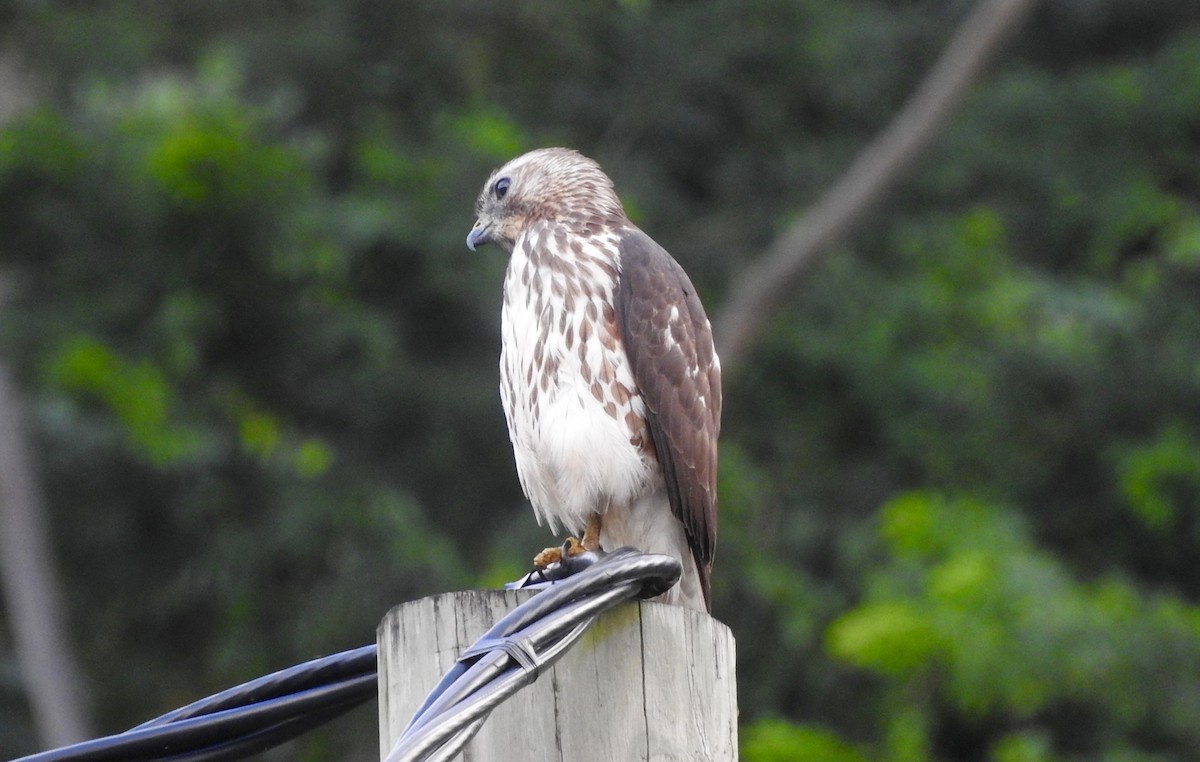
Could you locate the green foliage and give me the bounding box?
[827,600,944,679]
[1116,426,1200,528]
[47,335,203,464]
[742,717,867,762]
[1,2,1200,761]
[451,108,526,162]
[829,492,1200,756]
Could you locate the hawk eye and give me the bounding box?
[493,177,511,199]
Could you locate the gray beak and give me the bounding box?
[466,219,491,251]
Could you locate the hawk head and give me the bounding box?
[467,147,627,253]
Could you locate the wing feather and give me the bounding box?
[615,229,721,610]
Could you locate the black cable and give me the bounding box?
[133,645,377,729]
[153,697,367,762]
[390,549,682,761]
[12,548,682,762]
[12,664,376,762]
[391,584,638,762]
[404,547,679,735]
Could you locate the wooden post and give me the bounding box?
[377,590,738,761]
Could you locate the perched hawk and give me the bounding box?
[467,148,721,612]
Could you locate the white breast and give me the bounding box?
[499,226,655,534]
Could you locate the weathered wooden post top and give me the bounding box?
[377,589,737,761]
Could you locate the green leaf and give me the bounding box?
[1116,425,1200,528]
[742,719,866,762]
[827,601,942,677]
[47,336,201,465]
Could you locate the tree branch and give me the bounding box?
[713,0,1040,376]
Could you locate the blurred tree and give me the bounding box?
[0,49,91,749]
[0,361,92,746]
[716,0,1039,374]
[827,492,1200,758]
[1,1,1199,760]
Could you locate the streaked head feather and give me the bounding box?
[468,148,626,253]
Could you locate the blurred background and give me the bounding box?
[2,1,1200,760]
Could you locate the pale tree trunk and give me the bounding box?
[714,0,1041,377]
[0,49,94,747]
[0,365,93,746]
[0,50,34,123]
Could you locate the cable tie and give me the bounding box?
[461,634,544,679]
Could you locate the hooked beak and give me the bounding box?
[466,218,493,251]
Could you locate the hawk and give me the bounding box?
[467,148,721,613]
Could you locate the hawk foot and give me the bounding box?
[533,537,586,569]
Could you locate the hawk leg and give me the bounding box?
[533,512,603,568]
[580,511,602,552]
